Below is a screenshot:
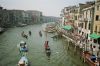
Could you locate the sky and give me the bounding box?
[0,0,93,17]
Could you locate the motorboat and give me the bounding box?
[18,56,28,66]
[18,41,28,52]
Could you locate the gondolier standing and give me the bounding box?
[44,41,49,50]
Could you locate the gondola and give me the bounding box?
[18,56,28,66]
[45,47,51,58]
[44,41,51,58]
[39,31,42,37]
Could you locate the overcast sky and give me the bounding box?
[0,0,93,17]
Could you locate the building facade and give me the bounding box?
[93,0,100,35]
[27,10,43,23]
[80,2,94,41]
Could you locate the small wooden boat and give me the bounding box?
[23,34,28,39]
[39,31,42,37]
[45,47,51,58]
[29,31,31,36]
[18,56,28,66]
[21,32,28,39]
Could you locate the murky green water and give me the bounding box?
[0,24,88,66]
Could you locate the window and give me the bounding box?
[97,5,99,11]
[88,23,91,30]
[86,11,87,18]
[75,16,77,20]
[86,34,88,39]
[81,23,83,28]
[82,32,84,35]
[99,27,100,31]
[95,26,97,33]
[96,15,99,21]
[90,10,92,18]
[85,22,87,29]
[98,27,100,33]
[94,39,97,43]
[78,23,81,27]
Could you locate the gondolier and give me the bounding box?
[44,41,49,50]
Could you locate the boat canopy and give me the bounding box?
[63,25,72,30]
[20,41,25,44]
[89,33,100,39]
[19,56,28,64]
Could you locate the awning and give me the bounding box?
[63,25,72,30]
[89,33,100,39]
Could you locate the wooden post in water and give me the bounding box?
[74,40,77,55]
[67,39,70,50]
[83,44,86,63]
[45,32,47,41]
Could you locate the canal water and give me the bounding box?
[0,24,88,66]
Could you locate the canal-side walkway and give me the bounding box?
[56,28,100,66]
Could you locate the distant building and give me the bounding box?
[0,6,3,27]
[0,6,59,28]
[42,16,59,23]
[0,8,10,28]
[0,7,42,27]
[61,6,78,27]
[26,10,43,23]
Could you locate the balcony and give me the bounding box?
[79,18,88,22]
[79,18,84,22]
[84,18,88,22]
